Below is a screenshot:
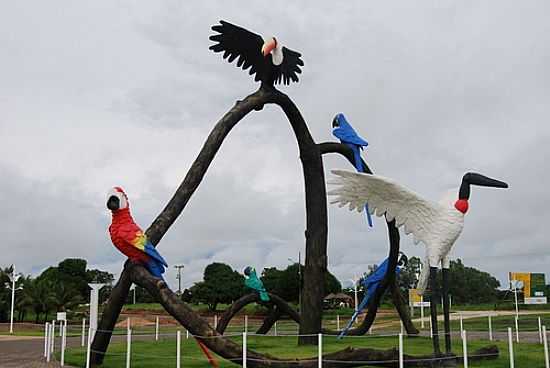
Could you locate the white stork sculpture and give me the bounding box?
[328,170,508,355]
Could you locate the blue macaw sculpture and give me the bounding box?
[244,266,270,302]
[338,253,408,338]
[332,113,373,227]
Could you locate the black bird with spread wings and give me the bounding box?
[209,20,304,86]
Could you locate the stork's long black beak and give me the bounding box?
[332,116,339,128]
[107,196,120,211]
[459,172,509,199]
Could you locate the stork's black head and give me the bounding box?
[107,195,120,211]
[458,173,509,200]
[244,266,253,276]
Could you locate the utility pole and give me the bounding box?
[174,265,185,295]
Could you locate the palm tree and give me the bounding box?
[15,276,33,322]
[0,268,10,322]
[24,279,56,323]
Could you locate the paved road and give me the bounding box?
[0,335,66,368]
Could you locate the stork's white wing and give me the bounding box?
[328,170,446,245]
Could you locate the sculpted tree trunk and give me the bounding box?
[92,85,326,363]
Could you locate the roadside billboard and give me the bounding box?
[509,272,547,304]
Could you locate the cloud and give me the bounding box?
[1,1,549,292]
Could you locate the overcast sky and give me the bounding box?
[1,1,549,291]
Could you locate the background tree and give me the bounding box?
[446,258,500,304]
[0,267,11,322]
[261,263,341,303]
[190,262,245,311]
[24,278,56,323]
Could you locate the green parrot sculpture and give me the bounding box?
[244,266,270,302]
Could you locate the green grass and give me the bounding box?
[60,333,547,367]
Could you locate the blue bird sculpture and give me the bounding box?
[332,113,373,227]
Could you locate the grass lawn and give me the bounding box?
[61,332,548,367]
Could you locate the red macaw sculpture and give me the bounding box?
[107,187,167,278]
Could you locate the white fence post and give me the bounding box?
[336,315,340,331]
[400,320,404,334]
[44,322,49,358]
[243,332,247,368]
[462,330,468,368]
[127,317,131,334]
[539,317,543,344]
[61,322,66,366]
[244,315,248,333]
[126,328,132,368]
[459,314,463,336]
[274,322,278,336]
[399,333,404,368]
[186,329,189,339]
[420,296,425,328]
[86,327,92,368]
[429,319,433,338]
[508,327,514,368]
[318,333,323,368]
[46,323,52,362]
[176,330,181,368]
[51,320,55,354]
[515,316,519,343]
[543,325,549,368]
[488,315,493,341]
[155,316,159,341]
[214,314,218,329]
[81,318,86,347]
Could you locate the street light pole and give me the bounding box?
[174,265,185,295]
[8,265,22,334]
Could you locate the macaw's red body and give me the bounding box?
[107,187,167,278]
[109,208,151,264]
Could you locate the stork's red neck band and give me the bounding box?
[454,199,469,214]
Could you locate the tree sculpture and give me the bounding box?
[90,20,499,367]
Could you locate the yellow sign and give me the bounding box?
[409,288,422,305]
[509,272,531,297]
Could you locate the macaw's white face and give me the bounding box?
[107,187,128,211]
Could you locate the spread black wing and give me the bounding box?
[209,20,266,82]
[275,47,304,85]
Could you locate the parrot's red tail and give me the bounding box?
[195,339,219,368]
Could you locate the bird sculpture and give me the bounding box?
[107,187,168,278]
[209,20,304,86]
[328,170,508,354]
[332,113,373,227]
[338,253,408,338]
[244,266,270,302]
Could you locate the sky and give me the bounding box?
[1,1,549,292]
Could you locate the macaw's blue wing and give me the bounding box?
[338,257,394,339]
[144,243,168,267]
[143,243,168,278]
[338,282,378,338]
[145,258,166,278]
[333,127,369,147]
